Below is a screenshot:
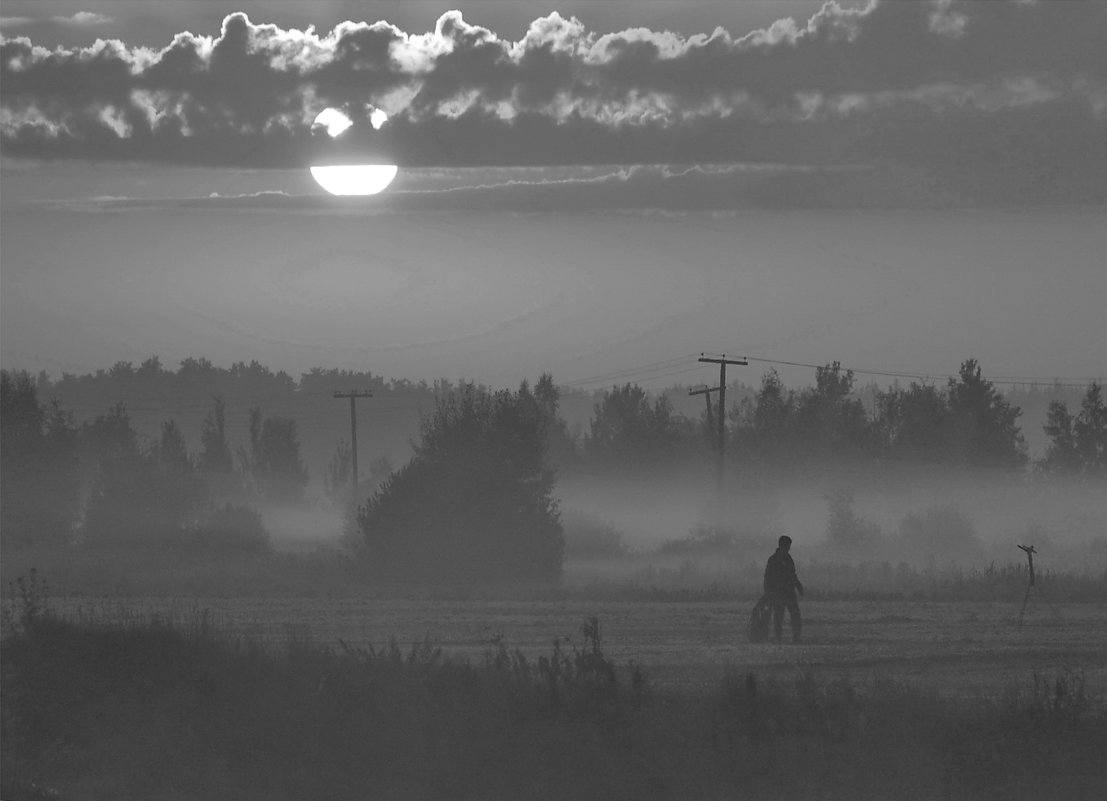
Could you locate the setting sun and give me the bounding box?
[310,107,397,195]
[309,164,398,196]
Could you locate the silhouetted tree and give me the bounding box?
[733,364,870,469]
[200,397,234,474]
[151,420,208,522]
[0,370,81,547]
[81,406,206,546]
[874,382,955,463]
[795,362,871,456]
[238,406,310,502]
[587,383,686,464]
[1041,383,1107,476]
[357,380,563,582]
[1071,383,1106,474]
[873,361,1026,469]
[946,359,1026,468]
[536,373,578,467]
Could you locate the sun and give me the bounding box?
[310,164,399,196]
[310,107,397,196]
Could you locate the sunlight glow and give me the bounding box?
[369,108,389,130]
[310,164,399,196]
[310,106,397,195]
[313,107,353,137]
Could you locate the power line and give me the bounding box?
[740,356,1102,389]
[561,353,701,388]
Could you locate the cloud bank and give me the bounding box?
[2,1,1105,202]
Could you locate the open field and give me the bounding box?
[27,596,1107,699]
[5,591,1106,800]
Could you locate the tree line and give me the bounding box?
[1,371,309,552]
[3,358,1102,580]
[584,359,1104,477]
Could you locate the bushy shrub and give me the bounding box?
[359,450,563,581]
[357,381,564,582]
[192,503,271,555]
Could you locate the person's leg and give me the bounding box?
[772,601,784,642]
[787,596,802,643]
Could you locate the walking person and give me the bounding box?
[764,535,804,643]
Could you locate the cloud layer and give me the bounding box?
[2,1,1105,201]
[59,163,945,214]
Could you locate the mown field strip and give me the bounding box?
[31,597,1107,698]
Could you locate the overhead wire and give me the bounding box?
[560,352,701,389]
[737,356,1101,389]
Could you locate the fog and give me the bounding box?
[558,465,1107,572]
[3,355,1104,599]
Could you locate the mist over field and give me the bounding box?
[4,355,1104,585]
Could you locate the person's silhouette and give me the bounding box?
[764,535,804,643]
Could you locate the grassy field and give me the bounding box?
[4,595,1106,801]
[4,560,1107,801]
[18,594,1107,700]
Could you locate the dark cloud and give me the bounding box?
[2,0,1105,203]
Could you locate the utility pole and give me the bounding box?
[698,354,748,493]
[334,390,373,491]
[689,384,721,434]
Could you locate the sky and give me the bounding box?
[1,1,1105,391]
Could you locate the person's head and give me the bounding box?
[778,535,792,552]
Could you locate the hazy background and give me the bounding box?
[2,0,1105,571]
[3,186,1104,392]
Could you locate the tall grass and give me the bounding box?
[3,605,1104,801]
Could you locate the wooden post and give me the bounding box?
[1017,544,1036,626]
[689,385,721,437]
[334,390,373,491]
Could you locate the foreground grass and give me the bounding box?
[3,609,1105,801]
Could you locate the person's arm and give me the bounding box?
[789,559,803,595]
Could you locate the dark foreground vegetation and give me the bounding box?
[3,598,1105,801]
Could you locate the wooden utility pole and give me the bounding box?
[334,390,373,490]
[698,354,748,492]
[689,384,721,434]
